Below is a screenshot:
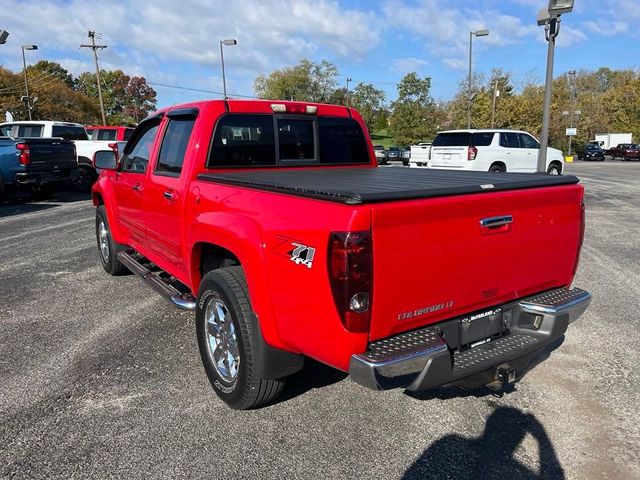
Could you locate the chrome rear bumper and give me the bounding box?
[350,287,591,391]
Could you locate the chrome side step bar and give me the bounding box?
[116,251,196,311]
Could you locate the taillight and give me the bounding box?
[328,231,373,333]
[468,145,478,161]
[16,143,30,166]
[572,202,586,277]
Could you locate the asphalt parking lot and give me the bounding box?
[1,161,639,480]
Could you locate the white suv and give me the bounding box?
[429,129,565,175]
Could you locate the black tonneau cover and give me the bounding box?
[198,167,579,205]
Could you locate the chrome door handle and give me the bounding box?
[163,191,174,200]
[132,183,142,192]
[480,215,513,228]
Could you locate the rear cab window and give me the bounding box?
[52,125,88,140]
[207,114,369,168]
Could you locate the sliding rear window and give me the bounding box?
[433,132,494,147]
[207,114,369,168]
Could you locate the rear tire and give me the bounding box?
[489,163,506,173]
[72,165,97,192]
[95,205,129,275]
[196,267,285,410]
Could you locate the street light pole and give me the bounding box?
[219,39,237,100]
[467,29,489,129]
[536,0,574,173]
[21,44,38,121]
[537,18,558,173]
[346,77,352,107]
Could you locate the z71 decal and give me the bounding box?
[288,243,316,269]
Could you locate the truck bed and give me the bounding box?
[198,167,579,205]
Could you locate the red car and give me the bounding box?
[608,143,640,160]
[92,99,590,409]
[86,125,134,142]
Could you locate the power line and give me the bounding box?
[146,81,255,99]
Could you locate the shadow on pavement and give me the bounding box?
[277,359,348,403]
[0,189,91,218]
[403,406,565,479]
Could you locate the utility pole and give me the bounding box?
[567,70,577,156]
[81,30,107,125]
[346,77,352,107]
[491,79,499,128]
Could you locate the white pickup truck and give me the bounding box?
[409,142,432,166]
[0,120,112,190]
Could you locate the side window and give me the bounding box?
[500,132,520,148]
[471,132,495,147]
[208,115,276,168]
[120,122,160,173]
[519,133,539,149]
[278,119,315,161]
[124,128,134,141]
[156,118,195,175]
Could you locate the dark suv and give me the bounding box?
[581,144,605,161]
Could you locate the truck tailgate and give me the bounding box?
[23,138,77,170]
[369,184,584,341]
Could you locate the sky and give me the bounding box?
[0,0,638,109]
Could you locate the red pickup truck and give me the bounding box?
[92,100,591,409]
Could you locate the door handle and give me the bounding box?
[480,215,513,228]
[132,183,142,192]
[163,191,174,200]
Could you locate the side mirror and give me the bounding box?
[93,150,117,170]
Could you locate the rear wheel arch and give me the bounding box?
[489,161,507,172]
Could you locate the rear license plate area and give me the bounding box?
[458,308,504,351]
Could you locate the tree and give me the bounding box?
[350,83,386,132]
[254,59,339,102]
[124,76,157,123]
[76,70,156,124]
[388,73,439,145]
[31,60,75,89]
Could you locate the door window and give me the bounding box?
[500,132,520,148]
[156,118,196,175]
[120,122,160,173]
[518,133,539,149]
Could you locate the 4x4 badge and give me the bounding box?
[288,243,315,269]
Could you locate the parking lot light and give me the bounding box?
[0,30,9,45]
[220,38,237,100]
[536,1,573,173]
[548,0,574,16]
[21,44,38,121]
[468,29,490,129]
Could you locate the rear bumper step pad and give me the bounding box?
[349,287,591,391]
[117,251,196,311]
